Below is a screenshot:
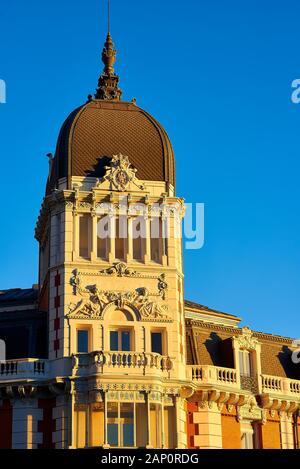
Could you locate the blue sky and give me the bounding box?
[0,0,299,337]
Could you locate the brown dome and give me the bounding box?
[48,99,175,193]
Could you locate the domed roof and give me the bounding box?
[47,32,175,194]
[48,99,175,193]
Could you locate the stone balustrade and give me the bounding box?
[261,374,300,397]
[188,368,300,398]
[187,365,239,388]
[72,351,173,377]
[0,359,49,381]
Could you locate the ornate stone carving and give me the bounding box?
[240,375,259,394]
[236,327,259,350]
[98,153,145,192]
[100,262,139,278]
[158,273,168,300]
[67,284,171,322]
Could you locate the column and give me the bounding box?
[127,216,133,263]
[72,210,79,261]
[161,399,165,449]
[85,404,90,448]
[232,338,241,388]
[108,214,115,264]
[144,217,151,263]
[103,392,109,449]
[146,392,152,449]
[175,396,181,448]
[69,382,76,449]
[192,401,222,449]
[91,213,98,261]
[280,411,294,449]
[133,401,137,448]
[12,399,43,449]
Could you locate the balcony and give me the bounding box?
[72,351,173,378]
[0,353,174,384]
[187,366,300,399]
[0,359,51,382]
[187,365,239,389]
[261,374,300,397]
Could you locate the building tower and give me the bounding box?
[34,27,188,448]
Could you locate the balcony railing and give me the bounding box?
[188,368,300,397]
[0,359,49,381]
[262,374,300,397]
[72,351,173,377]
[187,365,238,388]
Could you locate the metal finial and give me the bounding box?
[94,1,122,101]
[108,0,111,33]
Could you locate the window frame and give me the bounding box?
[109,328,133,352]
[76,328,90,354]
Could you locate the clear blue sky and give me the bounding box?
[0,0,299,337]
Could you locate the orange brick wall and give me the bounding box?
[187,401,199,448]
[221,407,241,449]
[261,411,281,449]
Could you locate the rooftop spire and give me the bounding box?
[95,0,122,101]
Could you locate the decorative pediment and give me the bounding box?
[97,153,145,192]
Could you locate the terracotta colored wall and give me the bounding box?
[39,275,49,312]
[0,400,12,448]
[221,408,241,449]
[187,401,198,448]
[261,411,281,449]
[38,398,56,448]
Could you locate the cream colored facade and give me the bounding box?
[34,163,188,448]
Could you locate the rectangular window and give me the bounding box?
[107,402,134,448]
[77,330,89,353]
[97,215,109,260]
[121,331,131,352]
[239,350,253,377]
[110,331,119,351]
[151,332,163,355]
[132,217,145,261]
[121,403,134,447]
[110,330,131,352]
[115,216,127,261]
[162,217,169,258]
[79,215,91,258]
[150,218,162,264]
[107,402,119,447]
